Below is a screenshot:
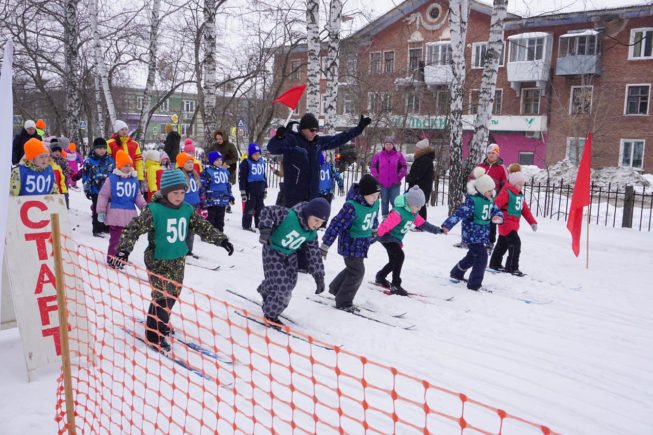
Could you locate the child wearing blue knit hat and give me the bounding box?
[113,169,235,353]
[201,151,234,232]
[238,143,267,232]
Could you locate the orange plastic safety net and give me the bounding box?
[55,239,555,434]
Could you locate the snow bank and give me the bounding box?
[527,160,651,190]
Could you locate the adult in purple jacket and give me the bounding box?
[370,136,407,217]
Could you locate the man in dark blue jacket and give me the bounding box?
[267,112,371,207]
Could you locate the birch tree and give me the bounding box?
[202,0,218,145]
[305,0,320,114]
[89,0,117,135]
[64,0,82,145]
[465,0,508,176]
[134,0,162,142]
[447,0,471,213]
[323,0,342,134]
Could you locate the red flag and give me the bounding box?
[273,84,307,110]
[567,132,592,257]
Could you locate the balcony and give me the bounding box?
[555,30,602,76]
[424,64,453,86]
[506,32,553,95]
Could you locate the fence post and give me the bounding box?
[622,185,635,228]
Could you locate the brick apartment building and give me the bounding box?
[274,1,653,171]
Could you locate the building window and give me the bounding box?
[370,52,381,74]
[629,28,653,60]
[384,51,395,74]
[521,88,540,115]
[624,84,650,115]
[559,33,599,57]
[382,93,392,112]
[436,90,450,115]
[183,99,196,114]
[290,60,301,81]
[566,137,585,165]
[471,42,505,68]
[369,93,380,112]
[518,152,534,165]
[570,86,593,115]
[409,48,423,72]
[406,94,420,114]
[181,124,191,137]
[470,89,503,115]
[620,139,645,169]
[426,42,452,66]
[346,56,357,82]
[343,95,354,114]
[425,4,442,22]
[136,96,144,110]
[158,99,169,112]
[509,37,545,62]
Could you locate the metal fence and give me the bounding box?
[264,163,653,232]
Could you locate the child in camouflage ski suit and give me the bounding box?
[114,169,235,352]
[257,198,331,325]
[320,174,381,311]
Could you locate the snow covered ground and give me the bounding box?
[1,187,652,434]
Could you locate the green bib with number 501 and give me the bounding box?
[347,200,379,238]
[269,210,317,255]
[506,190,524,217]
[389,206,417,241]
[471,195,493,225]
[149,202,195,259]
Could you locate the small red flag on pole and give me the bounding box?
[567,132,592,261]
[273,84,307,110]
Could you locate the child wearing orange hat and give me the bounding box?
[176,152,203,255]
[97,150,147,265]
[35,119,46,137]
[10,138,58,196]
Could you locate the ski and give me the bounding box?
[122,327,215,382]
[233,310,337,351]
[314,293,407,318]
[306,296,415,330]
[367,282,454,303]
[445,277,553,305]
[225,289,297,325]
[132,318,236,365]
[186,258,221,270]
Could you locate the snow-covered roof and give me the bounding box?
[507,32,551,40]
[560,29,600,38]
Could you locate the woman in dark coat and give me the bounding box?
[406,139,435,220]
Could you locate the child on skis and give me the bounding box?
[374,185,443,295]
[97,150,147,266]
[201,151,234,232]
[177,152,203,255]
[442,174,504,291]
[257,198,330,325]
[320,174,381,311]
[113,169,234,352]
[82,138,115,237]
[488,171,537,276]
[318,152,344,203]
[239,143,267,232]
[10,138,58,196]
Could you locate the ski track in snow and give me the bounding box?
[1,188,652,434]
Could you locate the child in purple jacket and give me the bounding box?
[320,174,382,312]
[97,149,147,265]
[370,136,407,218]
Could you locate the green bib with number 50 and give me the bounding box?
[506,190,524,217]
[347,200,379,238]
[149,202,195,259]
[389,206,417,241]
[471,195,493,225]
[270,209,317,255]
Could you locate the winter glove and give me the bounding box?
[220,239,234,256]
[319,243,330,259]
[240,190,248,201]
[263,190,267,200]
[315,277,326,295]
[275,126,286,140]
[357,115,372,130]
[259,228,272,245]
[531,224,538,232]
[491,216,504,224]
[230,197,236,205]
[109,251,129,270]
[97,213,106,223]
